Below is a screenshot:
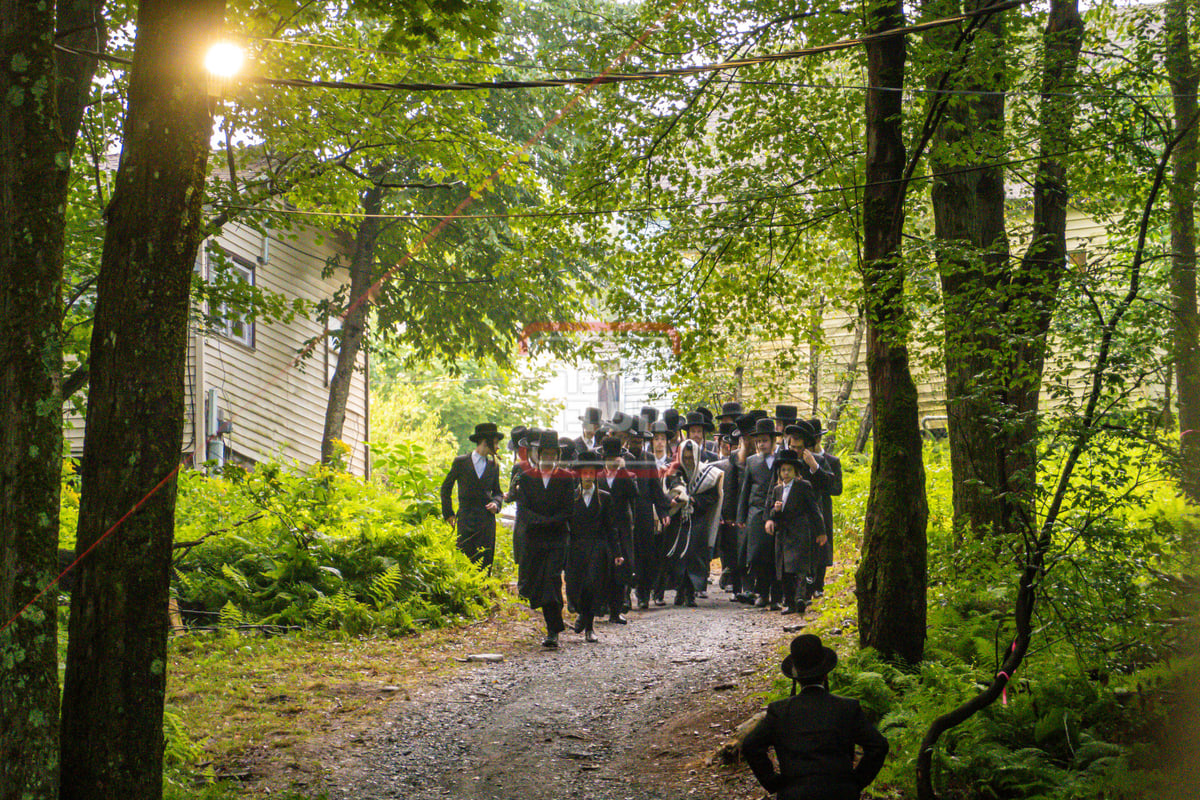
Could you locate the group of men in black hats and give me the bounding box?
[438,401,843,648]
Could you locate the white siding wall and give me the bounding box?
[65,221,370,476]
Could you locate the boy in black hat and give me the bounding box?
[514,430,576,648]
[440,423,505,572]
[567,450,624,642]
[765,450,827,614]
[682,411,719,464]
[599,437,639,622]
[743,635,888,799]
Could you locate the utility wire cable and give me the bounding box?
[55,1,1033,94]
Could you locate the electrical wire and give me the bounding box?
[54,1,1033,94]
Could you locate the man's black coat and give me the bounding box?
[514,467,576,610]
[743,686,888,800]
[439,453,504,569]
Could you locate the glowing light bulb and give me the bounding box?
[205,42,244,78]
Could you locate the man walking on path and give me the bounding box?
[743,634,889,800]
[440,423,505,572]
[514,430,576,648]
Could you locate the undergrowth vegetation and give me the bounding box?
[782,440,1200,799]
[169,449,508,636]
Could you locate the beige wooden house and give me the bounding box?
[65,220,370,476]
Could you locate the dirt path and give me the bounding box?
[312,584,828,800]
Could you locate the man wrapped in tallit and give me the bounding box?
[664,438,723,606]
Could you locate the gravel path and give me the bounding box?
[315,587,810,800]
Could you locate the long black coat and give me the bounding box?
[599,468,638,560]
[514,468,576,610]
[567,487,617,605]
[811,451,842,567]
[738,452,778,568]
[743,687,888,800]
[439,453,503,568]
[767,479,825,578]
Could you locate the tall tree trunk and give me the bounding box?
[60,2,224,798]
[855,0,929,665]
[0,3,71,797]
[1167,0,1200,503]
[1001,0,1083,536]
[927,0,1010,541]
[807,295,825,414]
[916,1,1083,796]
[322,183,384,464]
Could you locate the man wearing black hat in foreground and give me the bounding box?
[743,635,889,800]
[514,430,577,648]
[440,423,506,573]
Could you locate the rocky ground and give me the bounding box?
[308,580,839,800]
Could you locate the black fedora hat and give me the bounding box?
[520,427,541,449]
[575,449,603,469]
[640,406,659,424]
[749,409,770,422]
[781,634,838,682]
[683,411,715,433]
[718,401,744,420]
[718,421,738,442]
[734,414,758,437]
[559,437,578,462]
[649,420,672,436]
[694,406,715,425]
[579,407,603,426]
[533,429,560,452]
[774,448,803,471]
[808,417,829,437]
[508,425,528,452]
[752,418,781,438]
[662,408,682,433]
[601,436,624,458]
[608,411,636,433]
[774,404,799,423]
[785,420,816,440]
[469,422,505,444]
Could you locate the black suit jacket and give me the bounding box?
[811,451,843,539]
[737,452,777,526]
[440,454,503,520]
[767,479,825,543]
[515,468,575,541]
[743,687,888,797]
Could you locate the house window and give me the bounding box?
[214,254,255,348]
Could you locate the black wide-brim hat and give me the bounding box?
[808,417,829,437]
[781,634,838,682]
[533,429,560,451]
[649,420,671,436]
[608,411,636,433]
[774,404,799,422]
[694,406,715,425]
[734,414,757,437]
[469,423,505,443]
[718,401,744,420]
[774,448,803,470]
[785,420,816,440]
[579,407,603,426]
[662,408,682,432]
[601,436,624,457]
[508,425,528,451]
[752,418,781,438]
[640,406,659,424]
[683,411,715,432]
[575,449,603,469]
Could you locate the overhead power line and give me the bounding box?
[56,0,1032,94]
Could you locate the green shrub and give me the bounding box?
[172,459,503,636]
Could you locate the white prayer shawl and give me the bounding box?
[677,439,725,551]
